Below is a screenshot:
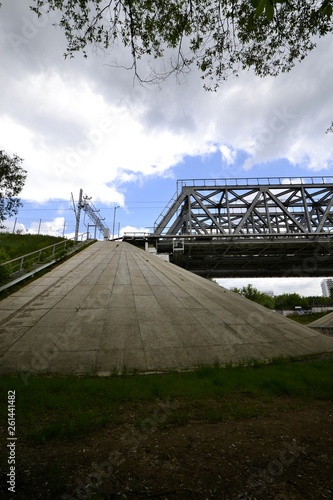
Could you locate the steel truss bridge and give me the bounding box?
[124,177,333,278]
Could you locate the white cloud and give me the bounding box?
[216,277,326,297]
[1,2,333,296]
[28,217,66,237]
[0,0,333,207]
[120,225,151,236]
[219,145,237,165]
[0,221,26,234]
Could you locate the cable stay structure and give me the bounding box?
[72,189,109,241]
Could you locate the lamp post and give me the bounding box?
[112,205,120,240]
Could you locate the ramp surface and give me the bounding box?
[309,312,333,336]
[1,242,333,375]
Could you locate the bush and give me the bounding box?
[0,248,13,284]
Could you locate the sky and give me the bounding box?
[0,0,333,296]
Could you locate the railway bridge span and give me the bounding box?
[125,177,333,278]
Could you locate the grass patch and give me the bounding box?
[134,411,190,431]
[0,355,333,444]
[0,233,70,260]
[203,401,265,422]
[28,411,111,444]
[287,311,332,325]
[0,238,95,299]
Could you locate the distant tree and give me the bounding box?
[309,295,333,305]
[28,0,333,89]
[0,151,27,229]
[274,292,312,309]
[231,284,275,309]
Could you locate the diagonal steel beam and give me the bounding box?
[233,191,262,234]
[167,194,191,234]
[189,212,209,234]
[266,189,308,233]
[154,191,187,234]
[191,192,226,233]
[300,187,313,231]
[317,195,333,232]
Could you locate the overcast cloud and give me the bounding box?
[1,0,332,205]
[1,1,333,296]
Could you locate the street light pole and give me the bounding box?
[112,206,120,239]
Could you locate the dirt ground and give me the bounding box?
[1,398,332,500]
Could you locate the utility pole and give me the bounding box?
[73,188,83,242]
[112,206,120,239]
[71,190,108,240]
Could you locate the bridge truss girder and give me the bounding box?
[149,178,333,278]
[154,180,333,238]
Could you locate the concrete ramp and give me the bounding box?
[1,242,333,375]
[309,312,333,336]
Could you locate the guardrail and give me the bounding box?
[0,233,88,288]
[150,232,333,239]
[123,232,150,239]
[177,176,333,192]
[153,191,179,230]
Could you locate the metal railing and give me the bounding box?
[153,191,179,230]
[177,176,333,193]
[147,231,333,240]
[0,233,88,282]
[123,232,150,239]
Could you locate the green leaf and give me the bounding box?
[256,0,267,17]
[265,0,275,20]
[325,4,333,17]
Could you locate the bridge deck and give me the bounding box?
[1,242,333,375]
[152,236,333,277]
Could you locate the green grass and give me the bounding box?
[0,233,69,260]
[28,411,112,444]
[287,311,332,325]
[0,355,333,445]
[0,233,94,297]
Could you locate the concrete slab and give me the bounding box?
[3,308,50,327]
[0,327,30,351]
[309,311,333,336]
[1,241,333,375]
